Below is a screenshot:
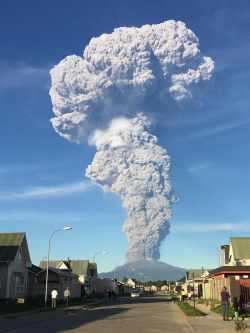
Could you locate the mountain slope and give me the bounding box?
[100,260,186,281]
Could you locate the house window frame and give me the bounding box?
[16,249,22,261]
[16,275,25,293]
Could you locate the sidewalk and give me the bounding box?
[184,300,249,333]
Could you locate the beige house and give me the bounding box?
[200,238,250,302]
[185,268,212,298]
[227,237,250,266]
[0,232,32,300]
[126,278,137,288]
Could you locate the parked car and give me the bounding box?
[130,289,140,298]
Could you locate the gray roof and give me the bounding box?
[38,267,78,278]
[39,260,96,276]
[230,237,250,260]
[0,233,31,262]
[28,264,43,275]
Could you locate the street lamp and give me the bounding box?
[113,262,123,280]
[44,227,72,308]
[91,251,108,294]
[113,261,123,292]
[139,272,146,289]
[92,251,109,265]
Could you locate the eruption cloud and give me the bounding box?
[49,20,214,262]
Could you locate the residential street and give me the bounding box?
[1,296,194,333]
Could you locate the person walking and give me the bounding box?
[220,286,230,321]
[233,296,239,320]
[239,294,245,314]
[64,287,71,309]
[51,289,58,308]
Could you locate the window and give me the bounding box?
[16,249,22,261]
[16,275,25,292]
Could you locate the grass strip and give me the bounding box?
[0,297,105,315]
[177,301,206,317]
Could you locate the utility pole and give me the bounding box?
[193,272,196,309]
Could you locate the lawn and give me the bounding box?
[0,297,105,315]
[177,301,206,317]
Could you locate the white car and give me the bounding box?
[130,289,140,298]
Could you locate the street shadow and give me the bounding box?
[18,307,129,333]
[11,296,174,333]
[116,295,173,305]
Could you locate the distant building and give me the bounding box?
[40,260,97,295]
[0,232,32,300]
[126,278,137,288]
[185,268,212,298]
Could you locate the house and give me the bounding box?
[228,238,250,266]
[185,268,212,298]
[220,238,250,267]
[0,232,32,300]
[126,278,137,288]
[209,265,250,302]
[36,267,80,299]
[93,278,117,295]
[40,260,97,295]
[201,238,250,302]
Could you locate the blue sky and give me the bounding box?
[1,0,250,273]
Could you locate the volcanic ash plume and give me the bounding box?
[86,115,176,261]
[49,20,214,262]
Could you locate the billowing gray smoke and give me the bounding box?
[50,20,214,262]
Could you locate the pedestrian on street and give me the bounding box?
[51,289,58,308]
[108,290,112,301]
[64,287,71,309]
[181,289,186,301]
[220,286,230,321]
[233,296,239,320]
[111,290,117,301]
[239,294,245,314]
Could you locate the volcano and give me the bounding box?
[100,260,186,281]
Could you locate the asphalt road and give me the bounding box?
[1,296,194,333]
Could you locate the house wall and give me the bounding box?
[29,281,81,299]
[29,272,81,299]
[8,241,31,299]
[0,263,8,299]
[228,240,250,266]
[202,281,211,299]
[93,278,117,294]
[126,279,136,288]
[209,275,241,302]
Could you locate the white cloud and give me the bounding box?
[172,222,250,233]
[0,62,49,90]
[184,119,250,141]
[0,210,84,223]
[0,181,94,201]
[187,161,213,176]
